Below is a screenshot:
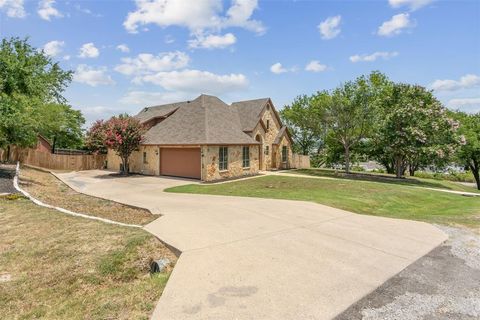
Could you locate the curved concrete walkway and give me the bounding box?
[56,170,447,320]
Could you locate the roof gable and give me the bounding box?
[141,95,257,145]
[232,98,269,132]
[232,98,283,132]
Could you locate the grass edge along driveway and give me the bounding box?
[166,175,480,229]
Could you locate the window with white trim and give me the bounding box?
[219,147,228,170]
[282,146,288,162]
[242,146,250,168]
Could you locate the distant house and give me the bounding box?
[107,94,307,181]
[36,135,53,153]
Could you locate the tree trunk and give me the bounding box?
[395,155,404,178]
[470,163,480,190]
[121,156,129,175]
[6,145,11,162]
[52,136,57,154]
[382,159,395,174]
[344,145,350,174]
[408,161,418,177]
[409,166,416,177]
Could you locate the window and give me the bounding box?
[266,120,270,130]
[282,146,288,162]
[219,147,228,170]
[265,145,269,155]
[143,151,147,164]
[242,146,250,168]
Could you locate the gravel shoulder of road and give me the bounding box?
[335,225,480,320]
[0,163,17,194]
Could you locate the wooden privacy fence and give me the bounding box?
[23,149,106,171]
[292,154,310,169]
[1,147,106,171]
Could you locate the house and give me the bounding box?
[106,94,305,181]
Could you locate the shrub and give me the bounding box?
[414,171,475,183]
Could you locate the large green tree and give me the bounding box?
[0,37,74,158]
[37,103,85,150]
[454,112,480,189]
[325,72,385,173]
[371,84,458,177]
[280,92,329,156]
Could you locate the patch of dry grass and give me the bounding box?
[19,166,157,225]
[0,197,177,320]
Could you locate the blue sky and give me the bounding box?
[1,0,479,125]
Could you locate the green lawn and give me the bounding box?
[292,168,480,194]
[167,175,480,229]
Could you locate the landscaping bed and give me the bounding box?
[19,166,157,225]
[0,196,176,320]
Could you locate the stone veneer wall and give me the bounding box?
[202,145,259,181]
[274,135,293,169]
[106,145,159,175]
[261,104,282,170]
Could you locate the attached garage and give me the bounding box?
[160,148,201,179]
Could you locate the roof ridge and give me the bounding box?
[231,97,270,105]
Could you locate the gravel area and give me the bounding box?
[336,226,480,320]
[0,164,17,194]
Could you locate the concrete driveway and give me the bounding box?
[56,170,447,320]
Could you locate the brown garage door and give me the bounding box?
[160,148,201,179]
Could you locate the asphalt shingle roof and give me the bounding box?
[231,98,270,132]
[140,94,259,145]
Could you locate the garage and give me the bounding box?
[160,148,201,179]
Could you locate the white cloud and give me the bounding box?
[115,51,189,76]
[74,3,102,17]
[134,69,248,95]
[78,43,100,58]
[305,60,327,72]
[63,55,70,61]
[80,105,132,124]
[0,0,25,18]
[378,13,414,37]
[318,15,341,40]
[388,0,434,11]
[431,74,480,92]
[82,106,117,116]
[43,40,64,57]
[116,44,130,53]
[223,0,265,34]
[448,98,480,107]
[270,62,288,74]
[188,33,236,49]
[119,91,195,106]
[164,35,175,44]
[123,0,264,34]
[38,0,63,21]
[349,51,399,63]
[73,65,115,87]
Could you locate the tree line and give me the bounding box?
[280,71,480,189]
[0,37,84,159]
[2,38,479,188]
